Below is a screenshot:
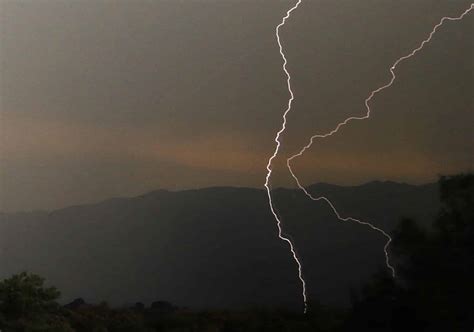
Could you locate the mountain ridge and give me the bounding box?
[1,180,436,216]
[0,180,440,310]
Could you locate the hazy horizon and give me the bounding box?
[1,0,472,211]
[1,177,443,214]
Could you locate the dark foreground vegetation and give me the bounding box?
[0,174,472,331]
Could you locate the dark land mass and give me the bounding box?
[0,181,439,310]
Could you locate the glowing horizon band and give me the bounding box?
[265,1,473,313]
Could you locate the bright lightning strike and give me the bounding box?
[266,1,473,314]
[264,0,306,313]
[287,2,473,280]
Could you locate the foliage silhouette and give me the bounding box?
[0,272,72,331]
[346,173,473,331]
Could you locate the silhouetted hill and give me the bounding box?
[0,181,439,311]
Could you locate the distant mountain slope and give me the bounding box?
[0,182,439,310]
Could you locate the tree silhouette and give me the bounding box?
[0,271,71,331]
[346,173,474,331]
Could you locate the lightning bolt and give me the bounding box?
[287,2,473,280]
[264,0,306,313]
[266,1,473,313]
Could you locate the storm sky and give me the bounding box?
[1,0,472,211]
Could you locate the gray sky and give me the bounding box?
[1,0,473,211]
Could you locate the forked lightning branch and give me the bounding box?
[265,1,473,313]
